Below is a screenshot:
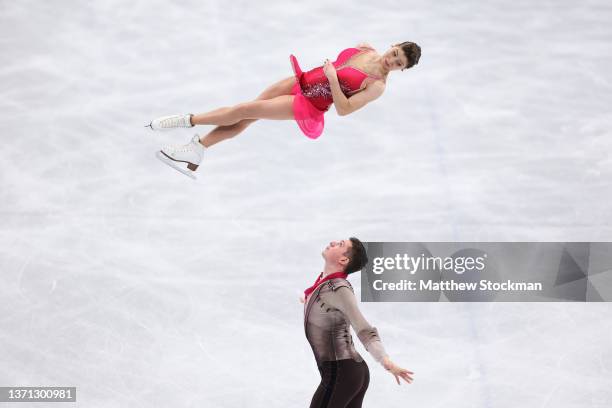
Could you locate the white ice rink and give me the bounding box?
[1,0,612,406]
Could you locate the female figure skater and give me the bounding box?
[148,42,421,178]
[303,237,413,408]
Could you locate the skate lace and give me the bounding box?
[160,116,185,128]
[169,143,193,153]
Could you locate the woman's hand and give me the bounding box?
[323,59,337,81]
[382,356,414,385]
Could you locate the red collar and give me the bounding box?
[304,271,348,300]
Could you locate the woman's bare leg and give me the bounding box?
[192,77,295,126]
[197,95,293,123]
[199,76,296,148]
[192,95,294,126]
[200,119,257,147]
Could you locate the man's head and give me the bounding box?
[322,237,369,274]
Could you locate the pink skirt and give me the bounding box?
[290,55,325,139]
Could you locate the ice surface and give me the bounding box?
[1,0,611,407]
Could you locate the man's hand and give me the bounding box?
[382,356,414,385]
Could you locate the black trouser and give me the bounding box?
[309,359,370,408]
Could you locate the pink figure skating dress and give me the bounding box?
[290,47,382,139]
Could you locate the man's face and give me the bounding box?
[322,239,353,270]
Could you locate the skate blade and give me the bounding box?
[156,151,197,180]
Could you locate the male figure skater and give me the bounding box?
[303,237,413,408]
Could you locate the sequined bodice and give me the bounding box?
[301,81,353,105]
[294,48,379,112]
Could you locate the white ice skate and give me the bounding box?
[156,134,205,179]
[147,114,194,131]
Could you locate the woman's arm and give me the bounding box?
[323,60,385,116]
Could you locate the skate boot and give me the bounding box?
[156,134,206,179]
[147,114,194,131]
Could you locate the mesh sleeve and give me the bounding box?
[328,286,389,364]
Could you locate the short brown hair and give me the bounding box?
[398,41,421,70]
[345,237,369,274]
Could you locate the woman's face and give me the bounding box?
[382,46,408,71]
